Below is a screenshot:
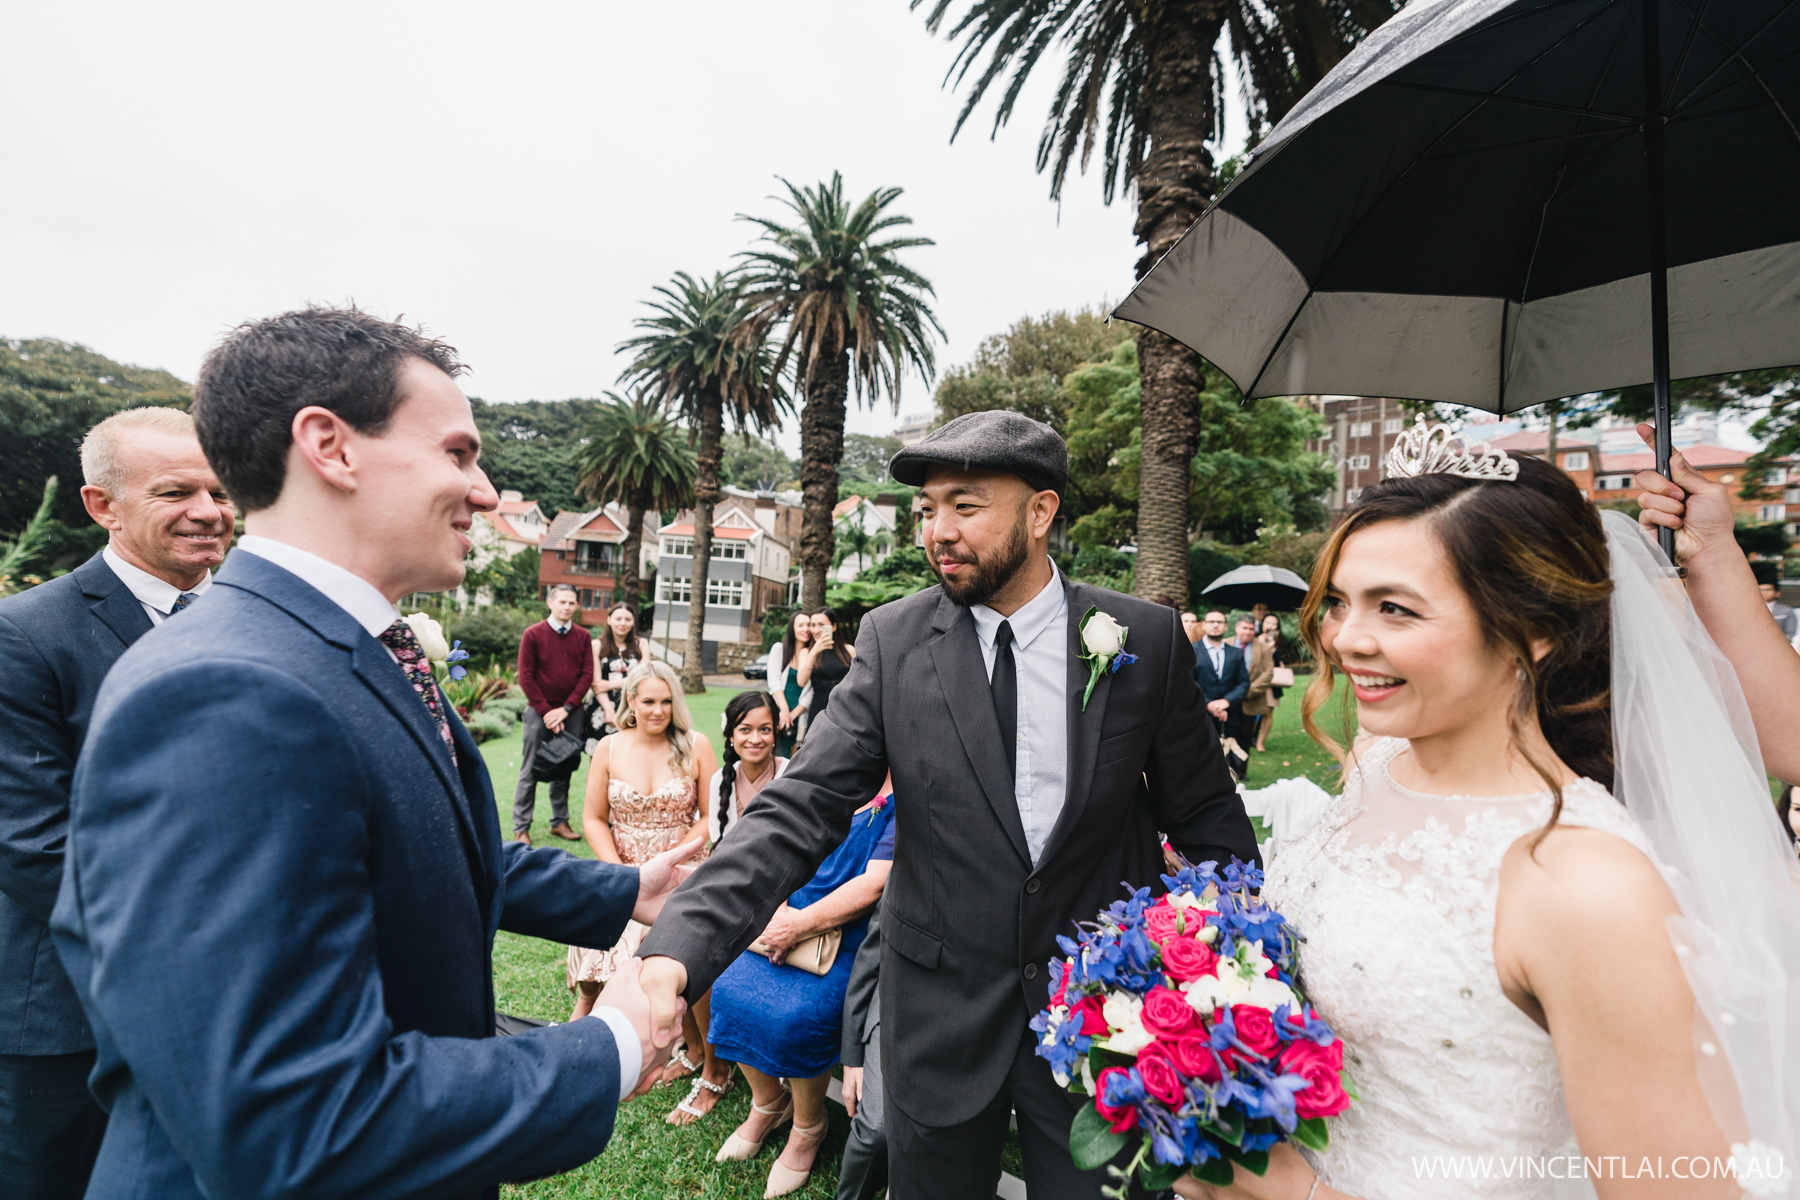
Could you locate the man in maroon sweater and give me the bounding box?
[512,585,593,844]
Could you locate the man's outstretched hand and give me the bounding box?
[632,837,703,925]
[639,955,690,1063]
[596,958,682,1099]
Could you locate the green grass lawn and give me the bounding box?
[483,677,1354,1198]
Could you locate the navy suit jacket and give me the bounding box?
[52,550,641,1200]
[1192,640,1250,705]
[0,551,153,1056]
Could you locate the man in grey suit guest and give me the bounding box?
[0,408,232,1199]
[630,411,1258,1199]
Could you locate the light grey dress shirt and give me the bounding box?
[234,536,641,1094]
[102,544,213,626]
[969,567,1069,865]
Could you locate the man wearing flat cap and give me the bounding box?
[632,411,1256,1198]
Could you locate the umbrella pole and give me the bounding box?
[1643,0,1677,560]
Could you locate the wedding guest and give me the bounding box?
[797,608,854,721]
[1180,611,1200,643]
[1233,614,1258,651]
[54,306,691,1200]
[1255,613,1287,752]
[513,585,591,844]
[836,908,886,1200]
[1239,621,1277,760]
[709,779,896,1198]
[0,407,231,1200]
[588,603,643,749]
[1763,582,1798,640]
[566,662,718,1099]
[770,611,815,759]
[1192,610,1249,749]
[1636,426,1800,782]
[708,691,788,848]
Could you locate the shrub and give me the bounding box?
[441,606,553,670]
[465,709,513,744]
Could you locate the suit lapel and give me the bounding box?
[1040,579,1113,867]
[447,708,503,921]
[927,595,1031,867]
[76,554,155,648]
[351,642,484,870]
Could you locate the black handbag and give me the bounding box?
[531,708,586,782]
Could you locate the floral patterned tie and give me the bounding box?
[378,619,456,763]
[170,592,199,613]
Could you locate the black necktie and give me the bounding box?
[991,620,1017,780]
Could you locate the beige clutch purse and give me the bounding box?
[748,927,843,977]
[1271,666,1296,687]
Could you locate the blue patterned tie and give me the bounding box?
[170,592,199,614]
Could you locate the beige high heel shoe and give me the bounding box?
[764,1116,829,1198]
[714,1095,794,1163]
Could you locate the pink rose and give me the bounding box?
[1140,986,1197,1038]
[1160,936,1219,983]
[1135,1043,1185,1107]
[1280,1038,1350,1118]
[1068,994,1109,1037]
[1231,1004,1280,1061]
[1143,901,1183,943]
[1166,1031,1222,1084]
[1093,1066,1138,1133]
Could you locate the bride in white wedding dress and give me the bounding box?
[1179,421,1800,1200]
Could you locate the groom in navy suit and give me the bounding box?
[52,307,687,1200]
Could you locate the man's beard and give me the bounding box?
[931,519,1031,608]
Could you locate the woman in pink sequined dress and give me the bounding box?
[566,661,718,1108]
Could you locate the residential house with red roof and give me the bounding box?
[652,500,793,673]
[1485,430,1601,497]
[1592,443,1799,531]
[537,503,659,625]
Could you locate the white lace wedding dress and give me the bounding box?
[1262,737,1658,1199]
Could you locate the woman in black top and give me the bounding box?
[587,604,643,749]
[797,608,854,721]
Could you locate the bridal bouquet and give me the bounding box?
[1031,858,1353,1196]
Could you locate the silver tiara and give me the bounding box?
[1383,415,1519,482]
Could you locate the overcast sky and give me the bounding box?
[4,1,1254,452]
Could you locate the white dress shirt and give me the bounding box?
[102,544,213,626]
[969,566,1069,865]
[233,537,642,1094]
[1203,637,1225,677]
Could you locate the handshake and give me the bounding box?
[597,838,705,1098]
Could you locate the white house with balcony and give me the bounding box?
[830,494,899,582]
[652,502,792,672]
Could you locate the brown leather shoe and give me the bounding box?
[549,823,580,841]
[513,831,532,847]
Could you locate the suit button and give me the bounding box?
[1025,878,1042,894]
[1024,963,1038,980]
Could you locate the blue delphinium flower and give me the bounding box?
[445,640,470,681]
[1109,650,1139,674]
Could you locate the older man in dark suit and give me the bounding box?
[0,408,232,1199]
[631,411,1259,1200]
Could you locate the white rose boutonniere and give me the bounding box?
[1076,606,1138,710]
[402,612,469,679]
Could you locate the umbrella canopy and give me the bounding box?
[1114,0,1800,417]
[1200,564,1311,611]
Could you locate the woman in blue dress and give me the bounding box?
[709,779,895,1197]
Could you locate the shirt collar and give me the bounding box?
[234,536,401,640]
[103,544,212,615]
[970,564,1066,652]
[548,618,572,633]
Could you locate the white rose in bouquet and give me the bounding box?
[404,612,451,662]
[1080,611,1124,658]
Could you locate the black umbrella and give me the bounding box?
[1200,564,1311,611]
[1115,0,1800,552]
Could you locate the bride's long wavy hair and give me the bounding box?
[615,659,696,778]
[1298,453,1615,843]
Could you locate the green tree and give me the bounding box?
[468,398,607,516]
[933,307,1132,433]
[833,506,895,576]
[573,392,698,619]
[621,271,785,692]
[839,434,906,484]
[720,434,796,491]
[1,338,190,541]
[463,546,544,609]
[918,0,1400,604]
[738,173,943,609]
[0,476,59,595]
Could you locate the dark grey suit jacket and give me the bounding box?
[840,907,881,1068]
[0,552,154,1055]
[640,575,1257,1125]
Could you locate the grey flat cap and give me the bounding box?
[887,410,1068,494]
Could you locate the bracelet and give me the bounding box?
[1304,1178,1320,1200]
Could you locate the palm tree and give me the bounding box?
[573,392,696,622]
[620,271,785,693]
[917,0,1399,605]
[832,504,895,578]
[737,174,943,610]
